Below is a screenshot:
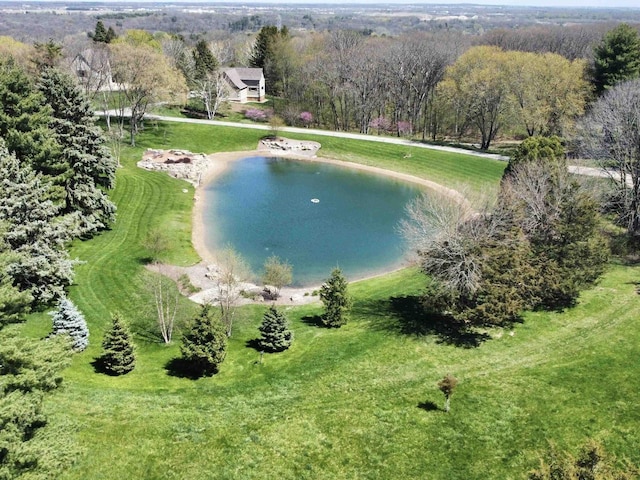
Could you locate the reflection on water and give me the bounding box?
[202,157,421,286]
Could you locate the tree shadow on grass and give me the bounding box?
[417,400,440,412]
[90,356,112,376]
[300,314,324,327]
[164,357,215,380]
[361,295,489,348]
[245,338,262,352]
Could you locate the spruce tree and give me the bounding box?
[99,312,136,375]
[106,27,117,43]
[180,304,227,376]
[0,144,75,304]
[50,297,89,352]
[192,40,218,82]
[0,332,72,479]
[257,305,293,353]
[319,268,352,328]
[593,23,640,94]
[38,68,117,237]
[93,21,108,43]
[0,60,61,188]
[0,227,32,329]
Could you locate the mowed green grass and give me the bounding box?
[23,121,640,479]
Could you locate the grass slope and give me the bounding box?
[23,121,639,479]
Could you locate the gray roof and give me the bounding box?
[223,68,263,90]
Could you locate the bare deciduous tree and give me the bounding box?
[214,247,251,337]
[577,78,640,237]
[145,265,181,344]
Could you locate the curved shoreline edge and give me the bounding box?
[190,148,467,287]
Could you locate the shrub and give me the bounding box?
[244,108,268,122]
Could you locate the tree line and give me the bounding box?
[0,57,117,478]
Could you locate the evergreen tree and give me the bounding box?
[249,26,280,69]
[0,332,72,479]
[38,68,117,236]
[503,135,565,180]
[93,21,108,43]
[0,60,62,190]
[50,297,89,352]
[180,304,227,376]
[99,312,136,375]
[32,40,63,72]
[0,144,75,304]
[319,268,352,328]
[593,23,640,94]
[249,25,289,94]
[0,226,32,329]
[192,40,218,82]
[257,305,293,352]
[106,27,117,43]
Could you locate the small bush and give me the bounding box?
[244,108,268,122]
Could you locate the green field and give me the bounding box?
[22,121,640,479]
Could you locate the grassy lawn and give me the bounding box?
[22,121,640,479]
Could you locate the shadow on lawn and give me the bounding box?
[164,357,216,380]
[300,314,329,328]
[358,295,489,348]
[417,400,440,412]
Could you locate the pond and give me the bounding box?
[202,157,422,286]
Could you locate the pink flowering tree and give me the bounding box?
[397,121,413,137]
[244,108,268,122]
[369,116,391,134]
[299,111,313,127]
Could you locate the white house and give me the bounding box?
[71,48,117,92]
[223,68,266,103]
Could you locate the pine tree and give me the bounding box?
[50,297,89,352]
[99,312,136,375]
[106,27,117,43]
[0,227,32,329]
[0,60,62,189]
[593,23,640,94]
[0,332,72,479]
[0,144,75,304]
[93,21,108,43]
[192,40,218,82]
[180,304,227,376]
[319,268,352,328]
[257,305,293,352]
[38,68,117,237]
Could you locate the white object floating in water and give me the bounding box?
[311,198,320,203]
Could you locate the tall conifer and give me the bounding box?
[99,312,136,375]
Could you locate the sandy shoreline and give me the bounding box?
[191,147,465,267]
[143,140,465,305]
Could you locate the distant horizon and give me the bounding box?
[4,0,640,8]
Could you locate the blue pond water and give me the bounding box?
[202,157,421,286]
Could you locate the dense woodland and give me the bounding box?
[1,5,640,479]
